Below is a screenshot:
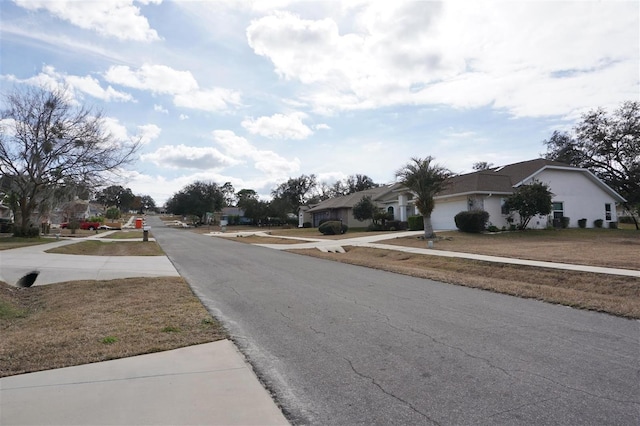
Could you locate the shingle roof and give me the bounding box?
[306,185,396,213]
[436,158,580,197]
[307,158,624,208]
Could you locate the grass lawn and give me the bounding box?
[0,277,226,377]
[100,230,152,240]
[384,228,640,270]
[0,238,225,377]
[0,236,52,251]
[46,240,165,256]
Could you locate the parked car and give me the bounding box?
[60,221,101,230]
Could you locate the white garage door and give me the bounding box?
[431,199,466,230]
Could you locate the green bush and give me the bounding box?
[87,216,104,224]
[0,218,13,233]
[367,223,384,231]
[408,215,424,231]
[619,216,635,224]
[578,218,587,228]
[454,210,489,233]
[487,225,499,232]
[319,220,348,235]
[594,219,603,228]
[106,207,121,220]
[302,222,312,228]
[13,225,40,238]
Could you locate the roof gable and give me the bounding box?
[306,184,397,212]
[435,158,624,202]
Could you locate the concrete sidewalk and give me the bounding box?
[0,236,289,425]
[0,340,288,425]
[0,236,179,286]
[250,230,640,278]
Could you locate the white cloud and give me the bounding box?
[313,123,330,130]
[141,144,239,170]
[101,117,130,142]
[65,75,133,102]
[179,114,189,120]
[14,0,161,42]
[154,104,168,114]
[173,88,242,112]
[4,65,133,103]
[105,64,198,95]
[213,130,300,179]
[246,3,639,118]
[105,64,241,112]
[136,124,161,145]
[241,113,313,139]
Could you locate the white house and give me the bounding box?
[306,159,626,230]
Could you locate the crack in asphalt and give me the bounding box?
[276,308,293,321]
[309,325,326,335]
[486,396,559,419]
[407,326,640,407]
[343,357,442,425]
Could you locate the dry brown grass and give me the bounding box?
[100,230,151,240]
[0,237,51,251]
[383,228,640,270]
[290,246,640,319]
[0,277,226,377]
[46,240,164,256]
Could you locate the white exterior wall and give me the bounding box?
[483,196,509,228]
[431,196,467,230]
[523,169,619,228]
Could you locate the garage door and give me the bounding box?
[431,199,466,230]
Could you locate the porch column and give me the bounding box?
[398,194,407,221]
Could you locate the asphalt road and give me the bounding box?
[150,218,640,425]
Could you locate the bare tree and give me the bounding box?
[0,85,140,236]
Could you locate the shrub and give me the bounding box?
[385,220,408,231]
[367,223,384,232]
[408,215,424,231]
[302,222,312,228]
[87,216,104,224]
[578,218,587,228]
[319,220,348,235]
[106,207,121,220]
[0,219,13,233]
[561,217,570,228]
[454,210,489,233]
[13,225,39,238]
[487,225,500,232]
[594,219,603,228]
[619,216,635,224]
[609,221,618,229]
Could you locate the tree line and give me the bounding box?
[2,83,637,237]
[163,174,381,225]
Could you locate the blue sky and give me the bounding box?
[1,1,638,205]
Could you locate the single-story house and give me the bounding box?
[305,159,626,230]
[304,185,403,228]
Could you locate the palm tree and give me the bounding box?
[396,156,452,239]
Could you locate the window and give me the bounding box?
[605,203,612,221]
[501,198,509,215]
[387,206,394,216]
[552,202,564,211]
